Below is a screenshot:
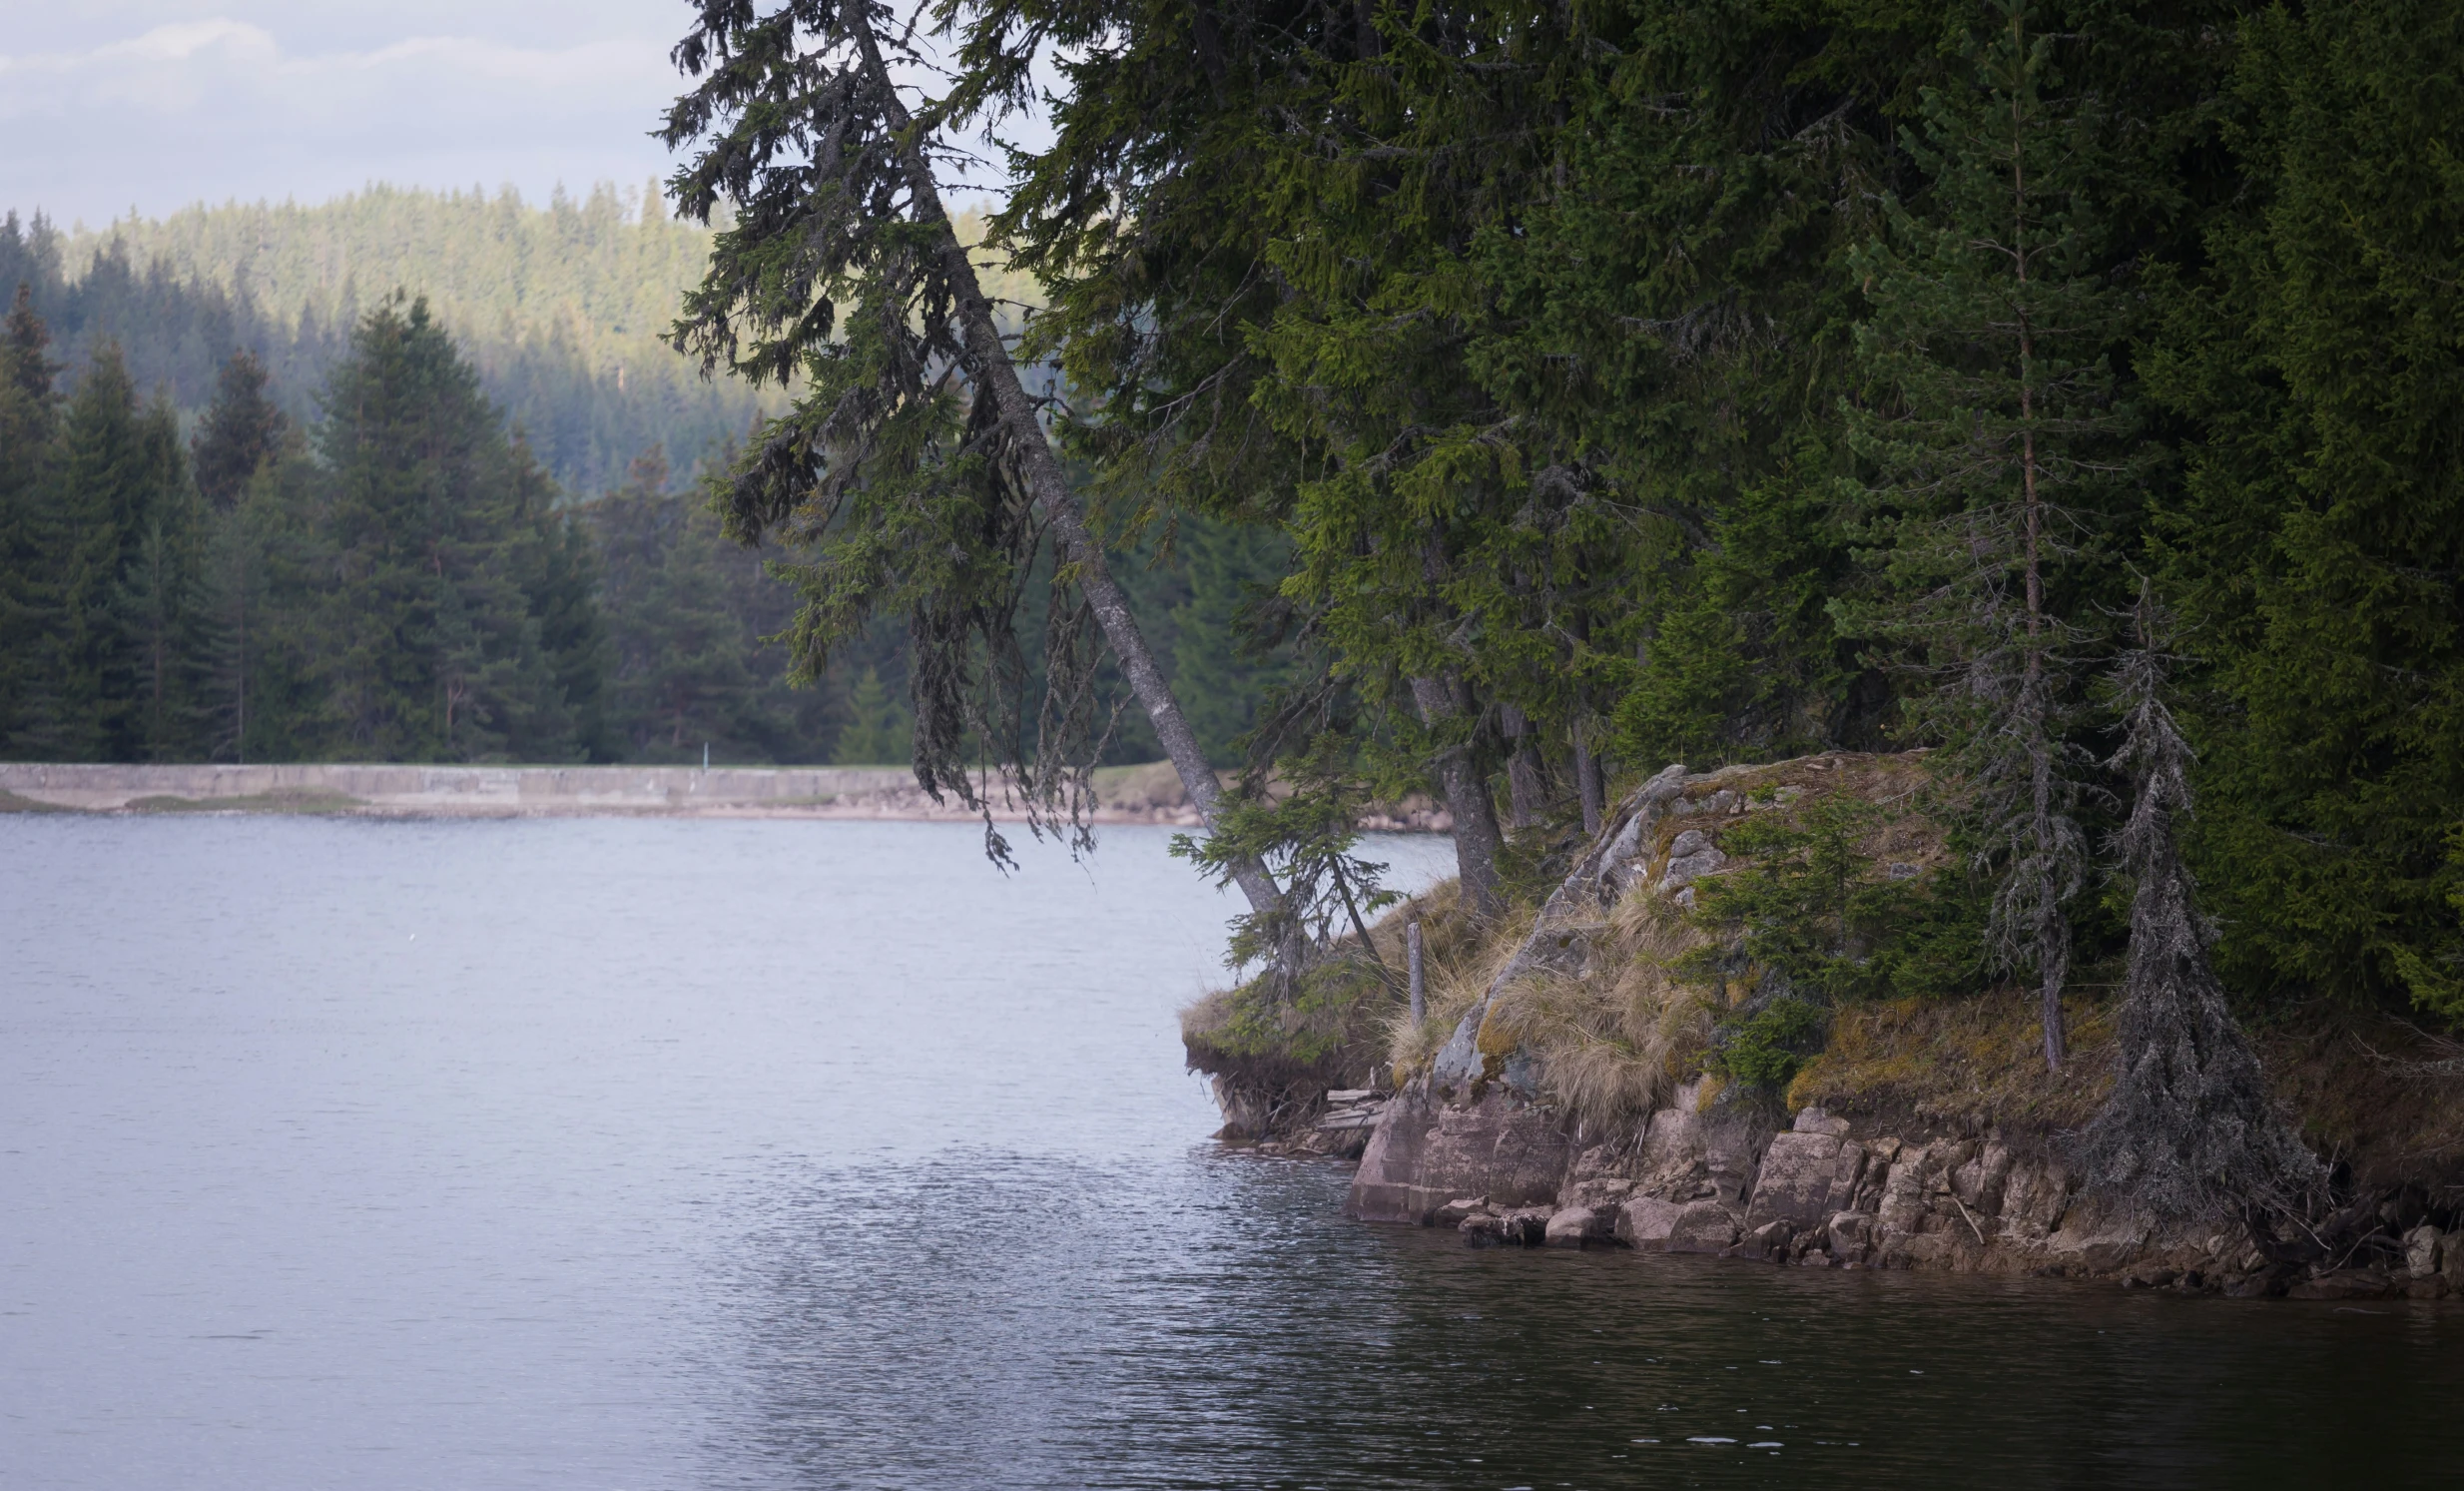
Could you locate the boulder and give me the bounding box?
[1997,1160,2075,1238]
[1460,1207,1551,1247]
[1660,829,1729,893]
[1826,1210,1876,1264]
[1348,1084,1575,1225]
[1875,1144,1933,1233]
[1500,1207,1553,1246]
[2223,1268,2292,1298]
[1792,1108,1852,1137]
[1432,1196,1491,1227]
[1665,1200,1742,1255]
[2403,1223,2443,1279]
[1745,1130,1865,1230]
[1616,1195,1684,1252]
[1545,1205,1611,1248]
[1730,1220,1793,1261]
[1951,1141,2015,1215]
[2041,1191,2152,1274]
[1879,1228,1950,1267]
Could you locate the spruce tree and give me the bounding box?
[659,0,1284,920]
[2079,590,2321,1218]
[1165,518,1291,766]
[1839,0,2138,1069]
[832,667,907,766]
[112,396,209,761]
[2152,0,2464,1019]
[191,350,289,512]
[312,294,590,762]
[49,345,189,759]
[0,284,63,752]
[593,459,760,763]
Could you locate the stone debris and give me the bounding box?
[1543,1205,1613,1248]
[1316,1091,1391,1134]
[1316,1112,1384,1131]
[1658,829,1728,894]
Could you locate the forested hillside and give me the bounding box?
[0,187,778,493]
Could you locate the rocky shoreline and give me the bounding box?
[1199,751,2464,1303]
[1325,1083,2464,1301]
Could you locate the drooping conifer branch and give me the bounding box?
[660,0,1282,917]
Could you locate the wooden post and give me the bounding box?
[1408,920,1427,1028]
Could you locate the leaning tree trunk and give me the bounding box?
[1412,673,1506,921]
[854,23,1282,921]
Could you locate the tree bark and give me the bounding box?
[1499,703,1547,829]
[855,19,1282,919]
[1571,722,1605,838]
[1412,673,1506,920]
[1407,920,1427,1027]
[2009,23,2065,1073]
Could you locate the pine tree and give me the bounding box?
[1840,0,2139,1069]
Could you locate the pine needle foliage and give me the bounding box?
[659,0,1120,863]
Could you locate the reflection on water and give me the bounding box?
[716,1151,2461,1489]
[2,817,2455,1489]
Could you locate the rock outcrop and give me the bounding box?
[1327,754,2464,1299]
[1351,1088,2458,1296]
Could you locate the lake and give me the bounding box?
[3,815,2457,1487]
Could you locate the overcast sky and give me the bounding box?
[1,2,1027,231]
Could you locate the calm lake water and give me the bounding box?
[2,815,2457,1489]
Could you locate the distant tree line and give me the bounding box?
[0,186,781,496]
[0,290,1286,768]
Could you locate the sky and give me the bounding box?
[0,2,1030,231]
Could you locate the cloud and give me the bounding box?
[0,17,682,227]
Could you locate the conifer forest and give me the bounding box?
[3,0,2460,1054]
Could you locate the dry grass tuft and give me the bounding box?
[1481,898,1718,1129]
[1383,889,1537,1079]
